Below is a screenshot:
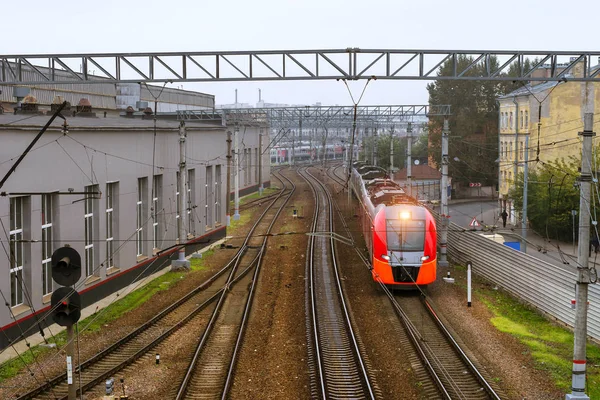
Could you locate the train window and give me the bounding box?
[386,219,425,252]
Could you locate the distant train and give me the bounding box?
[351,162,437,287]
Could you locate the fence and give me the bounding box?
[435,215,600,341]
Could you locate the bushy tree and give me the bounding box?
[509,154,600,242]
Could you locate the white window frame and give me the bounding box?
[152,175,161,250]
[136,179,144,257]
[106,183,115,269]
[41,194,53,296]
[10,197,24,307]
[84,186,96,277]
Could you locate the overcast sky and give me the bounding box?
[3,0,599,107]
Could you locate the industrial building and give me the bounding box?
[0,92,270,350]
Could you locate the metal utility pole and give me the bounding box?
[172,121,190,269]
[258,131,263,195]
[407,122,413,197]
[299,116,303,163]
[513,97,522,246]
[566,83,595,400]
[439,118,450,268]
[389,126,395,176]
[347,103,358,206]
[226,130,232,225]
[234,125,240,220]
[522,134,529,253]
[373,127,378,166]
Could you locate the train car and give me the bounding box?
[351,163,437,287]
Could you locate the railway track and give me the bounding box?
[14,169,292,400]
[300,167,378,400]
[172,168,296,399]
[326,165,503,400]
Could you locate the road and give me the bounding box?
[447,200,585,274]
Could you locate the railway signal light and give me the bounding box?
[51,247,81,287]
[50,287,81,326]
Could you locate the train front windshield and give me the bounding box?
[386,219,425,252]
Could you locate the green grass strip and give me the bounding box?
[477,286,600,398]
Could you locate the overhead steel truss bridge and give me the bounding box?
[1,49,599,85]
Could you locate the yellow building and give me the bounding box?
[498,64,600,222]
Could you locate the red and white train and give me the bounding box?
[351,162,437,287]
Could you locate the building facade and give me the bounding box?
[498,74,600,223]
[0,112,270,350]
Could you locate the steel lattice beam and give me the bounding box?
[2,49,600,84]
[177,105,449,129]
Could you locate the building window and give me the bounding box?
[509,112,513,129]
[520,142,524,161]
[520,111,524,129]
[84,185,98,277]
[41,194,54,296]
[501,113,505,129]
[206,166,213,229]
[500,142,504,159]
[106,182,117,269]
[525,110,529,128]
[137,178,147,257]
[255,148,259,184]
[187,169,195,236]
[152,175,162,250]
[215,165,222,225]
[10,197,24,307]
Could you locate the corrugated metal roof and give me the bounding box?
[498,81,560,99]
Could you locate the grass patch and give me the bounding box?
[476,286,600,397]
[190,250,213,271]
[0,269,188,382]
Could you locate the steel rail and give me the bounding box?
[309,168,376,399]
[301,167,375,399]
[175,168,294,399]
[327,165,500,399]
[221,168,296,399]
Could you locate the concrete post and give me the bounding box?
[566,85,594,400]
[226,130,232,226]
[234,125,240,220]
[348,104,358,207]
[407,122,413,197]
[467,261,472,307]
[258,131,263,195]
[66,325,75,400]
[172,121,190,269]
[439,118,450,268]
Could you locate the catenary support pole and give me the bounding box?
[172,122,190,269]
[258,131,263,195]
[234,125,240,220]
[226,130,232,226]
[566,83,594,400]
[407,122,413,197]
[373,127,378,166]
[522,134,529,253]
[389,126,395,176]
[439,117,450,268]
[66,325,75,400]
[347,103,358,207]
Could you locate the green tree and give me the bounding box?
[509,154,600,242]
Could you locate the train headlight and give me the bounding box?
[381,254,390,261]
[400,211,411,220]
[420,255,430,261]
